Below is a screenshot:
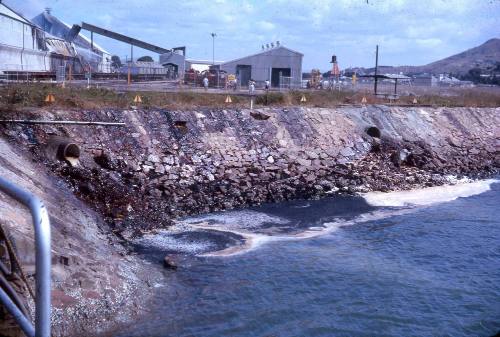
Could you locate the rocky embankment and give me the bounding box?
[27,105,498,237]
[0,105,498,336]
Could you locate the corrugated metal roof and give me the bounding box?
[45,37,77,57]
[186,59,224,65]
[361,73,411,80]
[31,11,110,55]
[0,1,35,25]
[219,46,303,66]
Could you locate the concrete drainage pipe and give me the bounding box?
[46,137,81,166]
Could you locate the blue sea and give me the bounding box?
[118,179,500,337]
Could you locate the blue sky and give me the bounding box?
[9,0,500,71]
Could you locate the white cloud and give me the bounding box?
[97,14,113,28]
[415,38,442,48]
[257,20,276,31]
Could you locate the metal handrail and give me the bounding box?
[0,176,51,337]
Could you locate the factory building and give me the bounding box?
[31,10,112,73]
[159,51,186,78]
[217,45,303,88]
[411,74,438,86]
[0,2,110,77]
[0,1,52,73]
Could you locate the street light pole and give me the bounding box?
[374,44,379,95]
[211,33,216,65]
[211,32,217,88]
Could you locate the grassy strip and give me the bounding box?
[0,83,499,111]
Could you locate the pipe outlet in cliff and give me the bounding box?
[46,136,81,167]
[366,126,381,138]
[57,143,80,166]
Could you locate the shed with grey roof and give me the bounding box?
[216,45,303,88]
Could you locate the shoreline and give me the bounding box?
[137,177,499,258]
[0,105,498,335]
[102,177,499,336]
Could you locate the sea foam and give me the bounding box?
[362,179,497,207]
[140,179,498,257]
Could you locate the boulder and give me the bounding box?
[163,255,178,270]
[250,111,271,120]
[148,154,161,163]
[340,147,355,157]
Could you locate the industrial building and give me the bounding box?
[1,2,183,79]
[411,74,438,86]
[31,10,112,73]
[159,51,186,77]
[0,1,75,75]
[78,22,186,78]
[1,1,302,86]
[216,45,303,88]
[0,2,111,77]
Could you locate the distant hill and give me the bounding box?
[348,38,500,76]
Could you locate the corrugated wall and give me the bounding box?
[219,47,303,87]
[0,12,49,72]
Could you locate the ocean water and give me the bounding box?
[119,179,500,337]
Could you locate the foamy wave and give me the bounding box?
[187,222,275,256]
[363,179,497,207]
[196,179,498,256]
[182,209,290,230]
[142,180,497,257]
[195,208,415,257]
[136,231,215,254]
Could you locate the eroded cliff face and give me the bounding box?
[0,136,162,337]
[0,105,498,335]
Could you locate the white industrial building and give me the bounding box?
[0,1,52,73]
[1,1,113,76]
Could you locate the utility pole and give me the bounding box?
[374,45,379,95]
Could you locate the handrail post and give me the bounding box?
[30,198,51,337]
[0,177,51,337]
